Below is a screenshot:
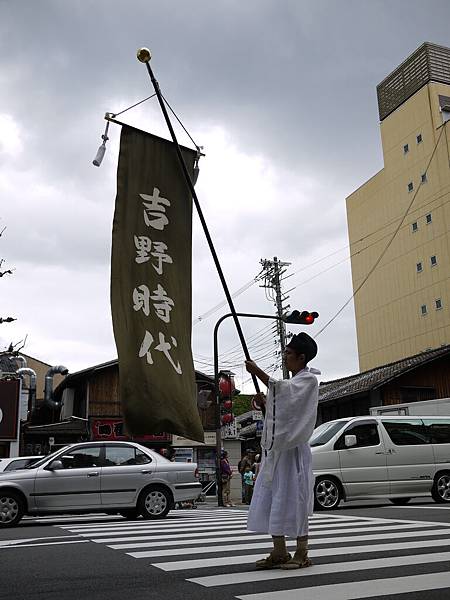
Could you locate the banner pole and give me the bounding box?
[137,49,260,396]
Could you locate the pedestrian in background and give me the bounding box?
[239,449,256,503]
[243,465,255,504]
[245,332,320,570]
[220,450,233,507]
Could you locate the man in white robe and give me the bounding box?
[245,332,319,570]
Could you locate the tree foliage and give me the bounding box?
[232,394,252,416]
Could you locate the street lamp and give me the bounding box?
[213,310,317,506]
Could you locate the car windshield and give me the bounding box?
[310,420,350,447]
[26,446,71,468]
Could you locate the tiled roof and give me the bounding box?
[319,345,450,404]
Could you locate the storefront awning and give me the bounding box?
[24,417,88,436]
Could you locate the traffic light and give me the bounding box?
[218,371,240,425]
[284,310,319,325]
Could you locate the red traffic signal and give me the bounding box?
[284,310,319,325]
[303,312,316,324]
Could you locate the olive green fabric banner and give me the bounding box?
[111,125,204,442]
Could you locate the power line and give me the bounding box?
[193,270,264,326]
[285,189,450,296]
[192,187,449,334]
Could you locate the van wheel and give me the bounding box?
[389,498,411,505]
[139,486,171,519]
[0,492,24,528]
[314,477,342,510]
[432,472,450,503]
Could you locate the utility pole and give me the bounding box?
[260,257,291,379]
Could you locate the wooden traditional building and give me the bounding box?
[318,345,450,424]
[23,359,215,456]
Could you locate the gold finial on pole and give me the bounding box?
[137,48,152,63]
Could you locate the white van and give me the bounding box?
[311,415,450,510]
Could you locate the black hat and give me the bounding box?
[286,332,318,363]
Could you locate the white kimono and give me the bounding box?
[247,367,319,538]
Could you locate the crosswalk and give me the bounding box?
[57,508,450,599]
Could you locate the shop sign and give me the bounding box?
[174,447,194,462]
[172,431,217,447]
[221,421,237,439]
[0,379,20,440]
[91,418,171,442]
[252,410,263,421]
[256,420,264,437]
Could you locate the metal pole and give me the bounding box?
[140,55,260,396]
[214,312,283,506]
[214,314,229,507]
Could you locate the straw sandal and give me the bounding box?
[280,545,312,570]
[280,556,312,569]
[255,552,292,570]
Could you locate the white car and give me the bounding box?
[311,415,450,510]
[0,441,202,527]
[0,456,43,473]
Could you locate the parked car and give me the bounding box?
[311,415,450,510]
[0,441,201,527]
[0,456,44,473]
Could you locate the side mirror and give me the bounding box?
[344,434,357,448]
[45,459,64,471]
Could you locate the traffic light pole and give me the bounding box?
[213,312,283,507]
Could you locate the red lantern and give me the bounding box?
[221,413,233,424]
[218,376,234,397]
[223,399,233,410]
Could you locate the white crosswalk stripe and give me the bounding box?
[91,521,435,545]
[57,509,450,599]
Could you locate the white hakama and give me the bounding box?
[247,367,319,538]
[247,443,313,537]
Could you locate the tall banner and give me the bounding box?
[111,125,204,442]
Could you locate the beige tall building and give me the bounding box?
[347,42,450,371]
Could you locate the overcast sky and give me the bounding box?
[1,0,449,391]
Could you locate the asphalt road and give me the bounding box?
[2,499,450,600]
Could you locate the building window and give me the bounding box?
[436,298,443,310]
[421,173,427,183]
[408,182,414,192]
[426,213,432,224]
[421,304,428,316]
[412,221,418,232]
[431,255,437,267]
[403,144,409,154]
[416,262,423,273]
[417,134,423,144]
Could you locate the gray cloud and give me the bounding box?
[1,0,449,385]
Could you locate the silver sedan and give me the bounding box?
[0,441,202,527]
